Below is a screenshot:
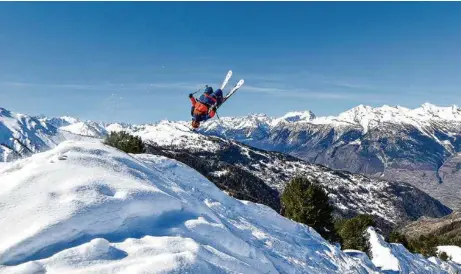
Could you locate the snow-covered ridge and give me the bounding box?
[0,141,373,273]
[0,141,459,273]
[311,103,461,133]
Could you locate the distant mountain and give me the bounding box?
[0,108,95,161]
[199,103,461,209]
[400,211,461,242]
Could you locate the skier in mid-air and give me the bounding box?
[187,70,244,129]
[189,86,224,129]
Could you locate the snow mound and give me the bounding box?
[0,141,378,273]
[367,227,461,273]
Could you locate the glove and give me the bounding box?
[189,93,193,98]
[211,106,217,112]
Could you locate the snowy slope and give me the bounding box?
[367,227,461,274]
[0,140,383,273]
[1,141,459,273]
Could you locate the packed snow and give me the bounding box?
[0,141,379,273]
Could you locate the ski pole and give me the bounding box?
[190,84,207,96]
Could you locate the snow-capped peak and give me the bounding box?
[308,103,461,133]
[280,110,316,122]
[60,121,108,137]
[414,102,461,121]
[42,116,80,128]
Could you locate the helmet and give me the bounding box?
[191,120,200,129]
[205,86,214,94]
[214,89,223,98]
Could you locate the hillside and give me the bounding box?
[0,141,459,273]
[400,211,461,244]
[143,131,451,234]
[0,141,373,273]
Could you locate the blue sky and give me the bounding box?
[0,2,460,123]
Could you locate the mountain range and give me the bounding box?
[199,103,461,209]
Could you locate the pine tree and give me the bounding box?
[104,131,145,154]
[281,176,336,241]
[335,215,375,252]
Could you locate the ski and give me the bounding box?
[224,79,244,100]
[220,70,233,90]
[218,79,244,108]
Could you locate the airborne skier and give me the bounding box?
[188,70,244,129]
[189,87,224,129]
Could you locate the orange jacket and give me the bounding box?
[190,96,215,121]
